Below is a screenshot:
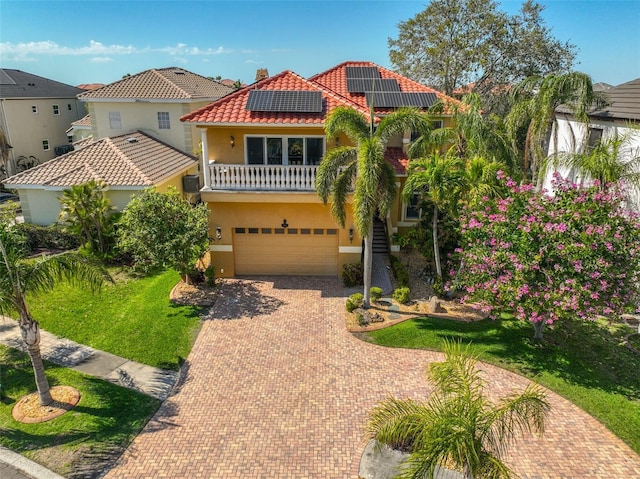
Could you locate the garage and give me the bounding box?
[233,226,339,275]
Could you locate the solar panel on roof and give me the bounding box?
[246,90,323,112]
[346,78,401,93]
[345,66,381,79]
[365,92,438,108]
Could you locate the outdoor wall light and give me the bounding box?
[281,219,289,228]
[230,136,235,148]
[349,228,354,243]
[215,226,222,241]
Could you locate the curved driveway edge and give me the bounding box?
[105,277,640,478]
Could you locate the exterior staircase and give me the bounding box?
[372,217,389,253]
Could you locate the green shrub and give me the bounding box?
[18,223,80,253]
[389,255,410,287]
[342,262,364,287]
[356,312,367,326]
[393,287,411,304]
[432,275,445,297]
[204,264,216,288]
[346,293,364,312]
[370,286,383,302]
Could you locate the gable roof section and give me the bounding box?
[77,67,233,101]
[3,131,196,189]
[0,69,84,99]
[309,61,462,114]
[590,78,640,121]
[181,70,368,125]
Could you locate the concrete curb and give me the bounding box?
[0,446,66,479]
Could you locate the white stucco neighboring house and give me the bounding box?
[2,131,198,225]
[543,78,640,210]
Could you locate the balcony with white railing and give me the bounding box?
[207,164,319,191]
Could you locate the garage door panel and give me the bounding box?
[234,228,338,276]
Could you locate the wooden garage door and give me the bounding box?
[234,227,338,276]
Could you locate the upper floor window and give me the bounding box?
[42,139,50,151]
[245,136,324,166]
[411,120,443,142]
[404,193,421,220]
[587,128,603,150]
[53,104,60,115]
[31,105,38,114]
[109,111,121,129]
[68,135,74,144]
[157,112,170,129]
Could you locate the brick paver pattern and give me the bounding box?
[105,277,640,478]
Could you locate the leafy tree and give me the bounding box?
[58,180,115,257]
[367,340,550,479]
[389,0,575,102]
[117,187,209,284]
[316,106,427,308]
[505,72,600,184]
[0,221,110,405]
[452,173,640,340]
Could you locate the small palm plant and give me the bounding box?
[367,340,550,479]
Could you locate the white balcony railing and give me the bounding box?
[208,164,318,191]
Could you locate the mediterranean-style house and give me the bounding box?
[3,131,198,225]
[543,77,640,210]
[77,67,234,158]
[0,69,85,176]
[181,61,461,277]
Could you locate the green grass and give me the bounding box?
[0,346,159,477]
[25,269,202,370]
[364,315,640,455]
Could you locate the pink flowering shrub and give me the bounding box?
[450,174,640,339]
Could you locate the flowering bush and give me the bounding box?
[450,173,640,339]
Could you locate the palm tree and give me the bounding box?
[316,106,427,308]
[367,340,550,479]
[0,222,110,405]
[506,72,601,185]
[402,152,467,279]
[464,156,507,207]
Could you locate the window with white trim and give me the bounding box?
[587,128,603,151]
[404,193,421,220]
[53,104,60,115]
[68,135,73,144]
[245,136,325,165]
[31,105,38,114]
[42,139,50,151]
[157,112,170,129]
[109,111,121,129]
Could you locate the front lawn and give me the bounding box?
[25,269,202,370]
[0,345,159,477]
[364,315,640,455]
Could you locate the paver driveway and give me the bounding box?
[106,277,640,478]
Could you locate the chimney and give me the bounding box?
[255,68,269,81]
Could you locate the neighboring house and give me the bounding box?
[0,69,85,175]
[543,78,640,209]
[77,67,234,158]
[66,114,93,145]
[181,61,461,277]
[3,131,198,225]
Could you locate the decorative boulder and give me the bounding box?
[428,296,446,314]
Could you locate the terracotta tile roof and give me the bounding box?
[76,83,105,91]
[309,61,462,114]
[71,114,92,127]
[181,70,368,125]
[77,67,233,101]
[385,147,409,175]
[3,131,196,189]
[1,69,83,99]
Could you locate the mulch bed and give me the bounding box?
[12,386,81,423]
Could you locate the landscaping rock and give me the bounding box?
[427,296,446,314]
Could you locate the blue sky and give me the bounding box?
[0,0,638,88]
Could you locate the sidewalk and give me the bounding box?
[0,315,179,479]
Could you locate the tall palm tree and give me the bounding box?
[367,340,550,479]
[0,222,110,405]
[506,72,601,185]
[316,106,427,308]
[403,152,467,279]
[464,156,507,207]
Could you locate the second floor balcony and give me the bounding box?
[207,164,319,191]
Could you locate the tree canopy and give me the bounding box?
[388,0,576,102]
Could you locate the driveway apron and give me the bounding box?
[105,277,640,478]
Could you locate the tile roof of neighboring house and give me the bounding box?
[72,136,94,150]
[309,61,462,114]
[181,70,369,125]
[590,78,640,121]
[77,67,234,101]
[76,83,105,91]
[384,147,410,175]
[3,131,196,189]
[0,69,84,99]
[71,114,92,127]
